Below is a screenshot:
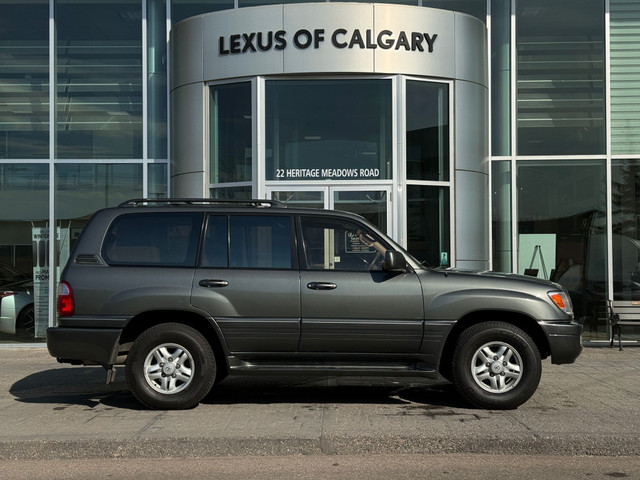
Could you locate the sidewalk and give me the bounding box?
[1,345,639,459]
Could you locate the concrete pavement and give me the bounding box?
[1,345,639,460]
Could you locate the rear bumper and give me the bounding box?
[540,320,583,364]
[46,327,122,366]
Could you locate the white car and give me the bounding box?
[0,264,34,338]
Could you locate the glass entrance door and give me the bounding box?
[268,187,391,235]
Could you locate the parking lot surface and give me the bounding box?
[1,345,639,460]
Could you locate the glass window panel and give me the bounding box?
[610,1,640,155]
[266,79,392,181]
[517,160,607,340]
[333,190,388,234]
[491,0,511,156]
[210,185,252,200]
[491,161,512,272]
[210,82,252,184]
[612,160,640,301]
[55,164,143,220]
[406,81,449,181]
[172,0,233,25]
[611,159,640,341]
[271,191,324,209]
[0,164,48,343]
[148,163,168,198]
[516,0,605,155]
[406,185,450,267]
[0,2,49,159]
[148,0,167,159]
[229,215,292,269]
[422,1,486,21]
[56,1,143,159]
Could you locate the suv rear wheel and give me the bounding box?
[125,323,216,409]
[451,321,541,409]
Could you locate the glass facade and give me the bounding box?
[2,0,640,344]
[0,0,167,344]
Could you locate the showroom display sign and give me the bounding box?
[31,227,70,338]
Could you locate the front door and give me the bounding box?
[268,186,392,235]
[296,213,424,354]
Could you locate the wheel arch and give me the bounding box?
[438,310,551,380]
[118,310,228,380]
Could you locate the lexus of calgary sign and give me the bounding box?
[219,28,438,55]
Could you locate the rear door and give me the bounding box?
[190,214,301,353]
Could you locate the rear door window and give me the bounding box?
[228,215,293,269]
[102,212,203,266]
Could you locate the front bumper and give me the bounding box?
[540,320,583,364]
[46,327,122,366]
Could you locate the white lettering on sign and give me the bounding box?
[274,168,380,180]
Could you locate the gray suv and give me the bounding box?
[47,199,582,410]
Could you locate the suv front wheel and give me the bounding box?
[451,321,542,409]
[125,323,217,409]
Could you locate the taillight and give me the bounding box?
[57,281,75,316]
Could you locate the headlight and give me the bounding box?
[548,290,573,316]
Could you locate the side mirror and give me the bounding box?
[382,250,407,272]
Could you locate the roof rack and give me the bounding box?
[119,198,287,208]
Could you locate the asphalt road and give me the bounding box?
[1,345,640,478]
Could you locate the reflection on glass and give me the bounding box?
[210,186,252,200]
[517,160,607,340]
[148,163,168,199]
[422,0,486,20]
[612,161,640,308]
[333,190,387,234]
[271,191,324,209]
[611,1,640,154]
[55,164,143,220]
[491,0,510,156]
[491,161,512,272]
[210,83,252,184]
[516,0,605,155]
[266,80,392,181]
[0,164,48,343]
[406,185,450,267]
[172,0,233,25]
[148,0,167,159]
[0,2,49,159]
[406,81,449,181]
[56,1,143,159]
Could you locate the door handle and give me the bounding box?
[307,282,337,290]
[199,279,229,288]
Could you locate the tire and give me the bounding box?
[17,305,35,338]
[125,323,216,410]
[451,322,541,410]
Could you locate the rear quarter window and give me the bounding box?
[101,212,203,266]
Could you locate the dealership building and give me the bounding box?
[1,0,639,344]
